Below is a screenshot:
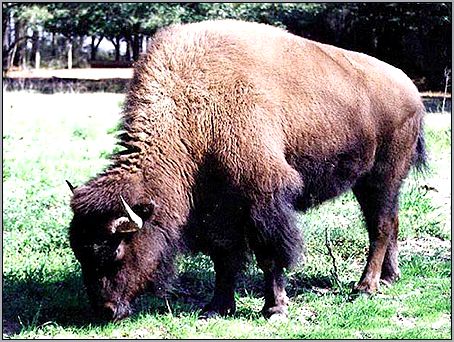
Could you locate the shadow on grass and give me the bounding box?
[3,272,95,336]
[3,263,339,337]
[3,270,183,336]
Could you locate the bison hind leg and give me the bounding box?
[352,171,405,294]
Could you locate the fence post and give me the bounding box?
[67,40,73,70]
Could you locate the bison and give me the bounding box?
[68,20,426,321]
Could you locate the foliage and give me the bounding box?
[2,2,451,90]
[313,3,452,89]
[2,92,451,339]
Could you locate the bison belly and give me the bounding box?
[289,145,373,211]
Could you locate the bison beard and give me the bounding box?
[68,20,427,321]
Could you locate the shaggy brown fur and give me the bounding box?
[69,20,426,321]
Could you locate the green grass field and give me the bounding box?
[2,92,451,339]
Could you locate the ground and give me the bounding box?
[3,68,453,100]
[5,68,133,80]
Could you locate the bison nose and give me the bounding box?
[113,302,132,321]
[97,301,132,321]
[99,302,117,320]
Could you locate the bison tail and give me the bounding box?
[412,125,429,173]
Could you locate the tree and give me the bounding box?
[45,3,92,68]
[312,3,452,90]
[2,2,450,90]
[103,3,126,61]
[2,3,51,70]
[76,3,107,61]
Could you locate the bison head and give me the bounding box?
[67,181,169,321]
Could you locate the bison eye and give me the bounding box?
[114,241,126,260]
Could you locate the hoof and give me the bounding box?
[380,271,400,287]
[351,286,375,295]
[268,312,288,323]
[199,301,236,319]
[352,279,379,295]
[348,289,372,302]
[198,310,221,320]
[262,305,288,320]
[380,278,393,287]
[349,281,378,301]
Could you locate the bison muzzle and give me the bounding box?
[68,20,426,321]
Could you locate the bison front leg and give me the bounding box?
[258,259,289,319]
[248,193,303,320]
[200,252,243,318]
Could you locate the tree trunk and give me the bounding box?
[139,35,143,54]
[132,34,140,61]
[12,18,26,68]
[30,30,40,69]
[90,36,96,61]
[78,36,85,65]
[90,35,104,61]
[2,9,11,71]
[116,36,121,61]
[125,38,131,62]
[110,36,121,61]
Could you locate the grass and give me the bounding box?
[2,92,451,339]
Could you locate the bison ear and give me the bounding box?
[114,240,126,260]
[109,217,140,234]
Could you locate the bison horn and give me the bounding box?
[119,195,143,229]
[66,180,76,194]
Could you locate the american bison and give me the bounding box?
[68,20,426,321]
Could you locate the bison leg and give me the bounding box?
[214,127,303,317]
[248,192,303,319]
[257,259,289,319]
[352,176,401,294]
[201,251,243,318]
[380,216,401,285]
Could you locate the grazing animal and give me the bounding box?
[68,19,426,321]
